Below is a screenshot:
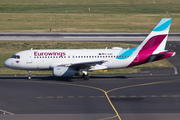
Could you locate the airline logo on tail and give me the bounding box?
[128,18,174,67]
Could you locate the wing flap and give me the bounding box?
[57,60,108,70]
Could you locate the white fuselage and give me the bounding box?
[4,48,135,71]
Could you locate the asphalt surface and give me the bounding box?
[0,39,180,120]
[0,33,179,41]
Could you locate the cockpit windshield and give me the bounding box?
[11,55,20,59]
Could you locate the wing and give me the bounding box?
[59,60,108,71]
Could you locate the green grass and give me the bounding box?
[0,0,180,32]
[0,13,180,32]
[0,41,173,75]
[0,4,179,14]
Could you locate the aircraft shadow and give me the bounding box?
[0,74,130,81]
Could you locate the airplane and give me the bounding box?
[4,18,175,80]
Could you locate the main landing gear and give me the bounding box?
[28,70,32,80]
[82,71,89,80]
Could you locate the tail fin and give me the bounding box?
[128,18,174,67]
[137,18,172,53]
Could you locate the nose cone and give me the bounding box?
[4,59,12,68]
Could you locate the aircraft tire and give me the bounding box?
[84,74,89,80]
[28,75,31,80]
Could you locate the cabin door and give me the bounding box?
[26,52,32,63]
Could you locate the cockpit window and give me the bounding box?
[11,55,20,59]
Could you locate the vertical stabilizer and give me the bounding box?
[128,18,172,67]
[138,18,172,53]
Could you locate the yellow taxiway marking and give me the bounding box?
[78,96,84,98]
[120,96,126,97]
[31,79,180,120]
[99,96,105,98]
[162,95,168,97]
[37,97,42,99]
[68,96,74,98]
[172,95,179,97]
[31,81,122,120]
[130,96,136,97]
[141,95,147,97]
[107,80,180,93]
[57,96,63,98]
[89,96,95,98]
[47,96,53,98]
[110,96,115,98]
[37,95,180,99]
[151,95,157,97]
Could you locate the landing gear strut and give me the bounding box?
[82,71,89,80]
[28,70,32,80]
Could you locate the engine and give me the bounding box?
[53,66,79,77]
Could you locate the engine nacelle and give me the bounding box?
[53,66,79,77]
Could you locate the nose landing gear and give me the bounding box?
[28,70,32,80]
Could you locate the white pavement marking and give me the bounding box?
[64,37,145,38]
[0,109,15,115]
[167,60,178,75]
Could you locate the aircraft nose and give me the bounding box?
[4,59,12,68]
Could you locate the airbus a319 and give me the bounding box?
[4,18,175,80]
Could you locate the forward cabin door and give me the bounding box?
[26,52,32,63]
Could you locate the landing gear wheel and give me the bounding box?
[28,75,31,80]
[28,70,32,80]
[83,74,89,80]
